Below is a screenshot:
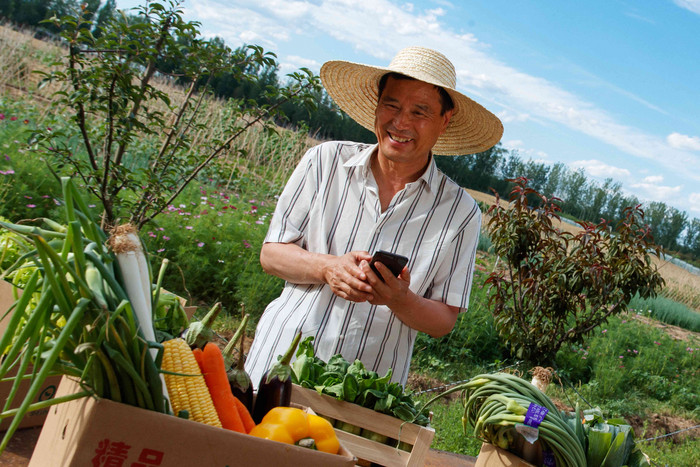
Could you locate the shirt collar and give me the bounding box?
[344,144,440,193]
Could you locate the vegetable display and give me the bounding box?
[291,336,430,428]
[0,178,167,453]
[421,371,650,467]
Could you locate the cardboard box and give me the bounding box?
[29,377,357,467]
[0,280,62,431]
[290,384,435,467]
[475,443,536,467]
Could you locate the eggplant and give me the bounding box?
[183,302,222,349]
[252,331,302,424]
[222,313,253,412]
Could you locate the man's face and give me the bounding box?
[374,76,453,166]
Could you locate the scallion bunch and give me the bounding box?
[0,177,168,453]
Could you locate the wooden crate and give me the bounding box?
[291,384,435,467]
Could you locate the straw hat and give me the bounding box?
[320,46,503,155]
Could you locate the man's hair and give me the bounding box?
[377,72,455,116]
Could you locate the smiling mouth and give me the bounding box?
[389,132,413,143]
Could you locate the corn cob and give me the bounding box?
[162,338,222,428]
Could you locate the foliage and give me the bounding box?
[485,177,665,365]
[292,336,430,426]
[32,0,321,229]
[141,181,282,320]
[554,314,698,410]
[0,99,63,222]
[412,266,508,379]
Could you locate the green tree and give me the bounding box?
[485,177,665,365]
[659,206,687,251]
[561,168,588,218]
[542,161,566,200]
[34,1,321,229]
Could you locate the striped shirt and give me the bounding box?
[245,141,481,387]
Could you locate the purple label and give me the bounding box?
[524,402,549,428]
[543,450,556,466]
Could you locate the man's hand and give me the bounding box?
[260,243,373,302]
[322,251,374,302]
[360,259,411,308]
[360,259,460,337]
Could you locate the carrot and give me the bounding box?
[200,343,246,433]
[192,347,204,371]
[232,393,256,433]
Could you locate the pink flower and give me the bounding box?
[162,236,170,241]
[197,242,204,247]
[27,204,36,208]
[185,226,193,230]
[0,114,4,120]
[10,116,17,121]
[243,240,251,249]
[157,248,165,253]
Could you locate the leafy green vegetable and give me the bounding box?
[291,337,430,426]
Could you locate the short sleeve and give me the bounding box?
[264,146,320,247]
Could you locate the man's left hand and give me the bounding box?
[360,259,411,307]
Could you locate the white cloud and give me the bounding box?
[673,0,700,15]
[571,160,631,179]
[497,109,531,123]
[667,132,700,151]
[504,140,524,149]
[630,179,683,203]
[643,175,664,184]
[688,193,700,213]
[279,55,321,75]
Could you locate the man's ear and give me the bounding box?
[440,109,454,134]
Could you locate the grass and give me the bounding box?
[629,294,700,332]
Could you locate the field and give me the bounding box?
[1,23,698,466]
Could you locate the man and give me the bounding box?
[245,47,503,387]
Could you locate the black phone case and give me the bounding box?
[369,250,408,280]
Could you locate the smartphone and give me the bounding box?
[369,250,409,281]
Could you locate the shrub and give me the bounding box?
[486,177,665,365]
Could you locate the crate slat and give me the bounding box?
[291,384,435,467]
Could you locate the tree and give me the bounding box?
[33,1,321,229]
[659,206,687,251]
[561,168,588,219]
[485,177,665,365]
[684,218,700,257]
[542,162,566,200]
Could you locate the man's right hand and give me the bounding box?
[322,251,374,302]
[260,243,373,302]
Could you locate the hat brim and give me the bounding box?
[320,60,503,155]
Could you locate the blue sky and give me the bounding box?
[116,0,700,219]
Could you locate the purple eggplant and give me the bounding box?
[252,331,302,424]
